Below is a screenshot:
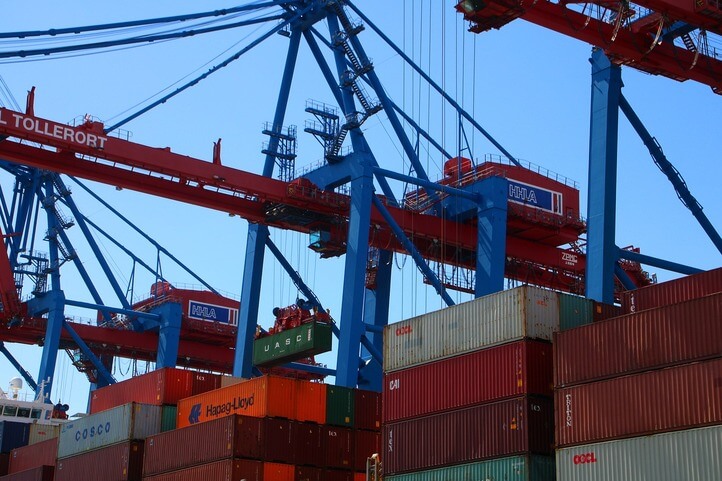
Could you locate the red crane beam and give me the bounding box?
[0,106,585,280]
[458,1,722,91]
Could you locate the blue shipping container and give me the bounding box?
[0,421,30,453]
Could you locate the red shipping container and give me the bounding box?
[354,430,380,472]
[264,462,294,481]
[323,470,353,481]
[90,367,221,413]
[0,453,8,476]
[555,292,722,387]
[383,340,552,423]
[55,440,143,481]
[621,267,722,313]
[354,474,365,481]
[141,459,263,481]
[292,422,323,467]
[383,396,553,475]
[0,466,54,481]
[264,418,294,464]
[354,390,381,431]
[592,301,622,322]
[556,358,722,447]
[143,415,263,476]
[295,466,322,481]
[295,381,326,424]
[324,426,354,470]
[8,439,57,473]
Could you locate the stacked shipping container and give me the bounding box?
[554,268,722,480]
[382,286,568,480]
[139,375,380,479]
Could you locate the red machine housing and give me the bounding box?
[404,157,584,247]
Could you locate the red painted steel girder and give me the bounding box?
[0,108,586,277]
[458,1,722,91]
[0,317,234,372]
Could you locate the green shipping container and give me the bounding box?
[326,385,355,427]
[385,455,555,481]
[558,293,594,331]
[161,406,177,432]
[253,321,333,366]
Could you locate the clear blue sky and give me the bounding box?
[0,1,720,412]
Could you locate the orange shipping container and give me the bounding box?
[176,376,296,428]
[354,473,365,481]
[264,462,295,481]
[295,381,326,424]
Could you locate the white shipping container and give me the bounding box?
[29,423,59,445]
[556,425,722,481]
[58,402,161,459]
[383,286,559,372]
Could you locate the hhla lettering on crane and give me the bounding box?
[0,109,108,149]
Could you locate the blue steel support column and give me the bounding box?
[586,49,622,303]
[234,28,302,378]
[336,158,375,388]
[357,249,391,391]
[475,177,508,297]
[35,179,65,402]
[153,302,182,368]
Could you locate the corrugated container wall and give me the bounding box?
[556,425,722,481]
[384,455,555,481]
[324,426,354,470]
[0,422,29,453]
[556,358,722,447]
[384,286,559,372]
[295,381,326,424]
[354,390,381,431]
[296,466,323,481]
[0,453,8,476]
[1,465,54,481]
[324,470,353,481]
[90,367,220,413]
[554,293,722,387]
[354,430,381,471]
[141,459,263,481]
[326,386,354,427]
[263,418,294,465]
[142,415,263,477]
[292,421,324,467]
[264,462,295,481]
[558,293,594,331]
[27,425,58,446]
[160,406,176,432]
[383,340,552,423]
[383,397,553,475]
[55,440,143,481]
[176,375,296,428]
[8,438,57,473]
[58,402,160,459]
[621,267,722,313]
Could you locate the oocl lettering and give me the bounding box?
[573,452,597,465]
[395,325,412,336]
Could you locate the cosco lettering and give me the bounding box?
[573,452,597,465]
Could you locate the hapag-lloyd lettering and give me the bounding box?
[206,394,255,417]
[0,109,108,150]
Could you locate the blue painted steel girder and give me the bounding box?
[586,49,622,304]
[475,177,508,297]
